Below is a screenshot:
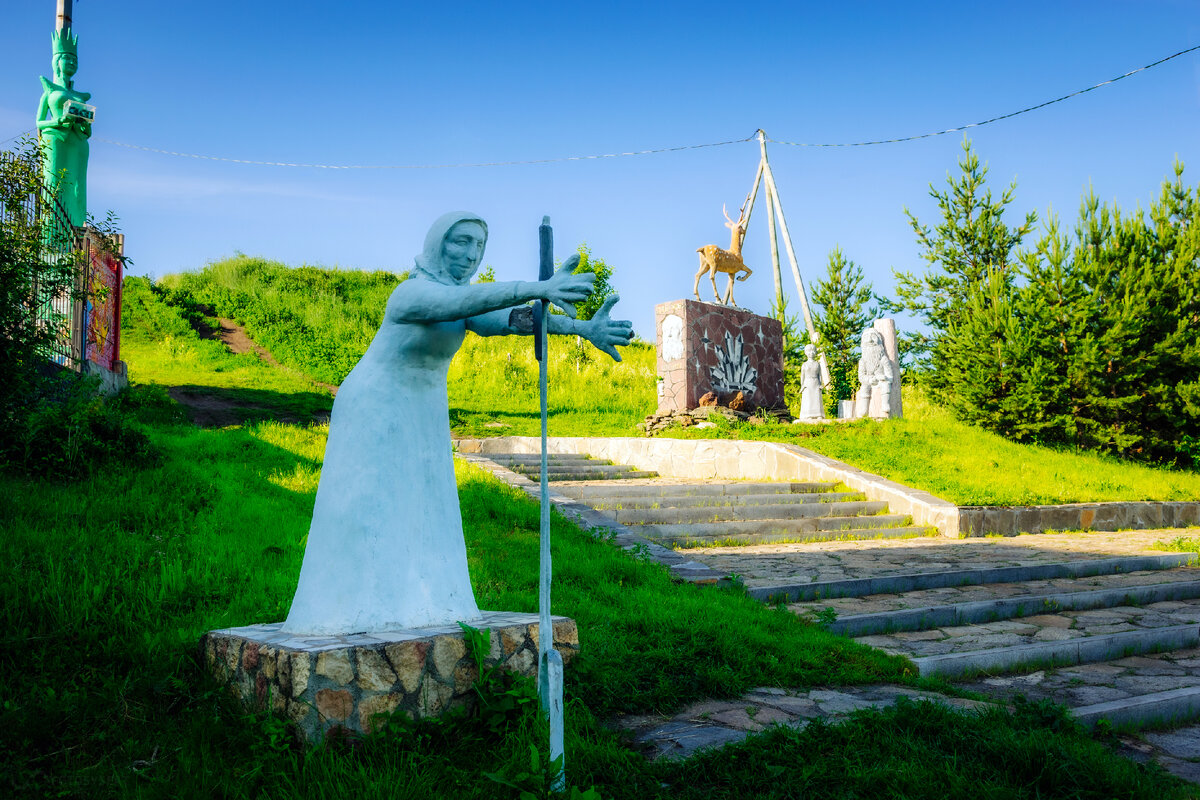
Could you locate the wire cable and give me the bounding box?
[768,43,1200,148]
[7,43,1196,166]
[92,134,758,169]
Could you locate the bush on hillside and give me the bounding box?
[0,141,155,479]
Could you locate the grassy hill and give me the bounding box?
[129,258,1200,506]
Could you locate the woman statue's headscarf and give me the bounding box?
[412,211,488,286]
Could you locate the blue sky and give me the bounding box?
[3,1,1198,339]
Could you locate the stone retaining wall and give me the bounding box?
[202,612,578,744]
[455,437,1200,538]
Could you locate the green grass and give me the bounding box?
[5,416,1192,798]
[659,390,1200,506]
[145,261,1199,505]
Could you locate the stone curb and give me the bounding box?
[828,579,1200,637]
[454,437,1200,538]
[1074,687,1200,730]
[454,452,726,585]
[910,623,1200,678]
[747,553,1200,603]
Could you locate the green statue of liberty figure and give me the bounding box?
[37,27,92,229]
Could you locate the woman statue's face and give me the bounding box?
[441,221,486,282]
[54,53,77,80]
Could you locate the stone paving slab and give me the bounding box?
[589,491,867,510]
[853,596,1200,661]
[792,567,1200,619]
[611,685,992,760]
[683,529,1200,588]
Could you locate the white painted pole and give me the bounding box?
[741,157,765,235]
[756,132,783,313]
[536,216,564,792]
[56,0,72,30]
[761,159,832,386]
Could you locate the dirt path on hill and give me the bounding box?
[166,311,337,427]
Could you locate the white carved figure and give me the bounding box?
[282,212,633,635]
[854,327,896,420]
[798,343,824,420]
[661,314,684,361]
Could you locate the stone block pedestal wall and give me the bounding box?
[655,299,785,413]
[202,611,578,744]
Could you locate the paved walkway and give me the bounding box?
[684,530,1192,588]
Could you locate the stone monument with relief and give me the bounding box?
[202,213,634,743]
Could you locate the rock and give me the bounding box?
[695,421,716,429]
[727,392,746,411]
[384,640,429,694]
[431,634,467,681]
[315,688,353,722]
[358,693,403,734]
[356,648,398,692]
[317,650,355,685]
[698,392,718,407]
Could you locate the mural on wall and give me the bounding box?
[708,331,758,396]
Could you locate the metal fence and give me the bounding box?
[0,150,122,372]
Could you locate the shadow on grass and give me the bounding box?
[168,384,333,427]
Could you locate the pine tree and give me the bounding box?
[892,138,1036,391]
[810,247,875,417]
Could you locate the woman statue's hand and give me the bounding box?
[539,254,594,318]
[579,295,635,362]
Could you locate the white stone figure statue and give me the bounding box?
[660,313,684,361]
[798,343,824,420]
[854,327,896,420]
[282,212,634,635]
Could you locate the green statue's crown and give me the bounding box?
[51,28,78,57]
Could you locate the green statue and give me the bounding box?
[37,27,92,227]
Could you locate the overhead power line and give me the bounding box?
[7,43,1196,168]
[768,43,1200,147]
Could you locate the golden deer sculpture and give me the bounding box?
[694,203,752,306]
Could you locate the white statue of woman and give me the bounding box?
[282,212,634,635]
[798,343,824,420]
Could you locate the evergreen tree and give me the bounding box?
[810,247,875,416]
[570,244,615,321]
[892,138,1036,390]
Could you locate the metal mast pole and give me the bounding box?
[56,0,72,30]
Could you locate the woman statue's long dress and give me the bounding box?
[798,344,824,420]
[282,212,633,635]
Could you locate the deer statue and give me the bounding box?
[694,203,752,306]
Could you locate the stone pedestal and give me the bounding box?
[655,300,785,414]
[201,611,578,744]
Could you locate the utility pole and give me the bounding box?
[56,0,73,30]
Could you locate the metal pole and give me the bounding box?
[56,0,72,30]
[536,216,565,792]
[761,159,832,386]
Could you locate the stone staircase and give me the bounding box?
[699,532,1200,732]
[484,452,659,482]
[552,479,928,547]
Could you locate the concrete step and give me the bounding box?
[488,453,595,464]
[552,481,838,500]
[614,500,889,526]
[592,491,866,511]
[827,578,1200,637]
[854,591,1200,678]
[511,463,632,475]
[1074,687,1200,730]
[906,624,1200,678]
[538,470,660,482]
[638,511,905,541]
[747,553,1200,604]
[648,524,928,549]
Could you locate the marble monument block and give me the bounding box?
[655,299,785,414]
